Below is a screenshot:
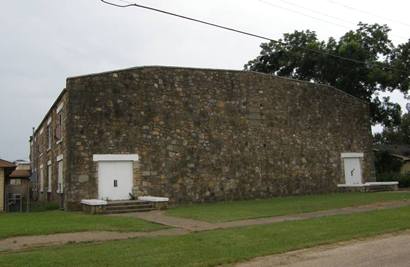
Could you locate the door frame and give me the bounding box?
[93,154,139,200]
[341,152,364,185]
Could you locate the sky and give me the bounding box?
[0,0,409,160]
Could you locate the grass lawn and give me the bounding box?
[0,211,165,239]
[2,206,410,266]
[166,191,410,222]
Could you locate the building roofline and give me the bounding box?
[67,65,368,105]
[9,169,31,178]
[373,147,410,161]
[33,88,67,137]
[0,159,16,168]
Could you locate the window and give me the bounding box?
[39,128,44,155]
[57,159,64,193]
[56,105,63,143]
[9,179,22,185]
[47,125,52,149]
[47,163,52,193]
[56,111,63,142]
[40,165,44,192]
[36,142,40,156]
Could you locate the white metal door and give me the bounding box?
[343,158,362,185]
[98,161,133,200]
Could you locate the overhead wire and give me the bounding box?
[100,0,409,75]
[327,0,410,29]
[258,0,409,44]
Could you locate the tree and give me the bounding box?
[373,113,410,144]
[245,23,410,127]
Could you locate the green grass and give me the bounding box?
[166,191,410,222]
[2,205,410,267]
[0,211,165,239]
[30,201,60,212]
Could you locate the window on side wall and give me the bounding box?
[40,166,44,193]
[47,125,52,150]
[9,179,22,185]
[47,163,52,193]
[57,159,64,194]
[56,109,63,143]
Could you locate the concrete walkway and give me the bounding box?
[1,200,410,252]
[0,228,188,252]
[234,231,410,267]
[128,200,410,231]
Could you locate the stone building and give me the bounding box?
[30,90,67,206]
[30,66,375,210]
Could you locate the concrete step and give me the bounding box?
[82,199,168,214]
[366,185,394,192]
[103,200,155,214]
[106,201,151,207]
[103,207,155,214]
[105,204,154,211]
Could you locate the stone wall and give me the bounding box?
[31,90,68,207]
[0,168,4,212]
[64,66,375,207]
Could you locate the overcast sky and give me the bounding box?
[0,0,409,161]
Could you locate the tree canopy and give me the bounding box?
[245,23,410,127]
[374,113,410,144]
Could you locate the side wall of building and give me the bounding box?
[0,168,4,212]
[31,91,68,208]
[65,67,375,207]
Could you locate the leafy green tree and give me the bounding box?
[374,113,410,144]
[245,23,409,127]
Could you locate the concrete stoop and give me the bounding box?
[80,198,169,214]
[337,182,399,193]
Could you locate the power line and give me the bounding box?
[258,0,348,30]
[100,0,409,75]
[278,0,410,42]
[101,0,273,42]
[327,0,410,29]
[278,0,352,25]
[258,0,409,44]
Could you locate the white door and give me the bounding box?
[343,158,362,185]
[98,161,133,200]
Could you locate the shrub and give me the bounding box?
[377,172,410,188]
[30,201,60,212]
[374,151,403,174]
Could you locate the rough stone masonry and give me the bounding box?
[32,66,375,210]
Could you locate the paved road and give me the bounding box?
[236,231,410,267]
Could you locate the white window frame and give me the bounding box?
[56,103,64,144]
[39,164,44,193]
[47,160,52,193]
[341,152,364,158]
[47,125,52,150]
[57,154,64,194]
[47,116,52,150]
[93,154,139,162]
